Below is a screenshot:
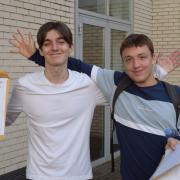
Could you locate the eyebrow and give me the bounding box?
[44,36,64,42]
[138,53,147,56]
[124,55,132,59]
[124,53,147,57]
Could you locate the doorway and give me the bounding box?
[75,0,132,166]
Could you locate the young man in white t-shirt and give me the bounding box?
[6,21,106,180]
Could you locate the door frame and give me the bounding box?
[75,1,133,167]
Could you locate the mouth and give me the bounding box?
[132,70,144,76]
[49,53,62,56]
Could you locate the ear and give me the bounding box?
[69,44,74,56]
[152,54,156,65]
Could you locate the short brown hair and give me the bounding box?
[120,34,154,57]
[37,21,73,49]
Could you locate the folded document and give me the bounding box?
[0,72,10,140]
[151,144,180,180]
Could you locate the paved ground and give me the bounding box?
[93,157,121,180]
[0,157,121,180]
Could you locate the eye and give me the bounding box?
[124,58,131,63]
[140,55,147,60]
[43,42,51,47]
[57,39,66,44]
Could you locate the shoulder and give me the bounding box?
[18,71,42,85]
[68,70,94,86]
[69,69,90,80]
[162,81,180,94]
[114,71,128,86]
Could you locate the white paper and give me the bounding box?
[151,144,180,179]
[0,78,8,135]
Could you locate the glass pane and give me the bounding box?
[110,0,130,21]
[90,107,104,160]
[79,0,105,15]
[111,30,126,71]
[111,29,127,151]
[82,24,105,160]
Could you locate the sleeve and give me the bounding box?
[6,82,23,126]
[28,50,45,67]
[154,64,168,80]
[93,81,108,106]
[67,57,93,76]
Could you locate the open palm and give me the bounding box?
[156,51,180,73]
[9,29,36,58]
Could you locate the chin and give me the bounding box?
[131,77,146,84]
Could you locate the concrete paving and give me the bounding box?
[93,157,121,180]
[0,157,121,180]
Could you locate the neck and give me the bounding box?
[44,64,69,84]
[135,74,158,87]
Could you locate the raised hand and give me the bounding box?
[155,51,180,73]
[9,29,36,58]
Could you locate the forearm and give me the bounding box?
[28,50,45,67]
[68,57,93,76]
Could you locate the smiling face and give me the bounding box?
[40,29,72,67]
[120,34,157,87]
[122,45,156,87]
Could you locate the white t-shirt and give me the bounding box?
[7,70,106,180]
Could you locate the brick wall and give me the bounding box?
[152,0,180,84]
[133,0,153,36]
[134,0,180,85]
[0,0,179,176]
[0,0,74,175]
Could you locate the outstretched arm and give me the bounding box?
[9,29,93,73]
[9,29,180,76]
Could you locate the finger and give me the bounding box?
[155,53,164,63]
[28,32,32,42]
[167,143,176,151]
[157,52,162,59]
[170,51,179,60]
[172,55,180,66]
[12,33,22,43]
[17,28,26,42]
[9,48,20,54]
[28,32,35,45]
[154,52,160,60]
[171,50,179,55]
[8,39,20,48]
[166,138,179,150]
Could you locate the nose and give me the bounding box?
[52,42,58,51]
[132,59,140,68]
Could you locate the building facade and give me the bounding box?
[0,0,179,176]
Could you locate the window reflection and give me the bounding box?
[110,0,130,21]
[79,0,105,14]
